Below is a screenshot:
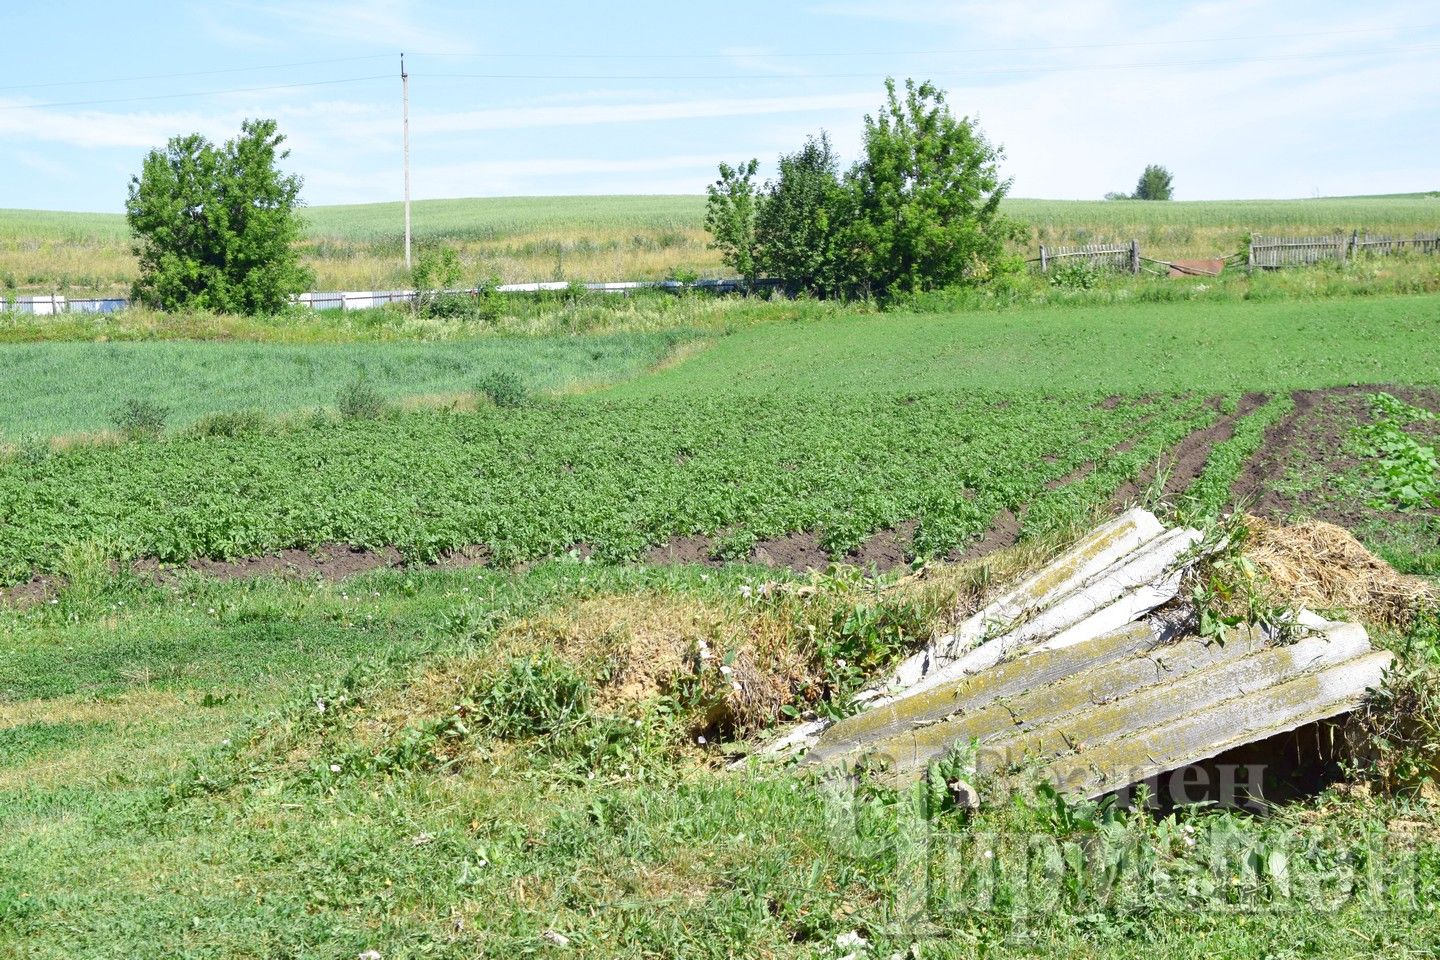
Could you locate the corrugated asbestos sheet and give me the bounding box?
[787,509,1392,799]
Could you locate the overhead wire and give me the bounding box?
[1,36,1433,112]
[0,75,393,112]
[421,43,1440,82]
[413,25,1419,60]
[0,55,394,93]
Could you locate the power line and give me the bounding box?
[415,26,1425,60]
[0,55,393,93]
[422,44,1440,82]
[2,39,1431,115]
[0,75,392,112]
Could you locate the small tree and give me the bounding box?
[704,159,761,285]
[126,118,312,314]
[841,78,1023,296]
[1133,164,1175,201]
[754,132,847,296]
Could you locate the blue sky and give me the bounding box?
[2,1,1438,211]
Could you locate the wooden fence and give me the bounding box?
[1038,241,1140,274]
[1248,231,1440,268]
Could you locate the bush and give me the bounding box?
[190,408,268,438]
[336,379,387,420]
[112,399,169,440]
[1048,259,1100,289]
[477,370,529,409]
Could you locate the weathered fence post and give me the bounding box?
[1348,229,1358,261]
[1247,236,1256,271]
[1129,239,1140,274]
[1039,244,1048,273]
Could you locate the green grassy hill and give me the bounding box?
[3,192,1435,295]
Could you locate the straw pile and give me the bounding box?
[1243,515,1436,626]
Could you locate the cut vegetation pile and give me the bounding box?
[1244,514,1438,627]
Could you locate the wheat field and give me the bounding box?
[2,193,1436,296]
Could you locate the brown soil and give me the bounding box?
[845,520,917,572]
[0,575,58,609]
[1110,392,1267,506]
[749,530,830,572]
[1230,386,1440,570]
[432,544,494,569]
[950,508,1021,563]
[644,534,724,567]
[135,544,403,585]
[1234,385,1440,529]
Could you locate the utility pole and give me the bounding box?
[402,52,412,273]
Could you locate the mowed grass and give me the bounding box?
[2,551,1437,957]
[0,329,692,440]
[4,191,1436,294]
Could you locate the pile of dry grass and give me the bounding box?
[1243,515,1437,627]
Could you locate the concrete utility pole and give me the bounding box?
[402,52,412,272]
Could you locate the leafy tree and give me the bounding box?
[1133,164,1175,201]
[754,132,847,296]
[704,159,762,285]
[126,118,312,314]
[841,78,1023,297]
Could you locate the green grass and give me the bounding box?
[300,194,708,243]
[616,294,1440,398]
[4,279,1440,956]
[2,561,1437,958]
[4,295,1439,583]
[0,329,691,439]
[9,193,1431,246]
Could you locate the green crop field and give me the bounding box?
[0,330,691,440]
[3,191,1436,295]
[2,294,1436,584]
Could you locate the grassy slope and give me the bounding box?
[0,330,690,439]
[5,192,1437,293]
[2,540,1436,957]
[8,193,1432,243]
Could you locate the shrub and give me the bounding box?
[112,398,169,440]
[336,379,387,420]
[190,408,268,438]
[477,370,529,409]
[1048,259,1100,289]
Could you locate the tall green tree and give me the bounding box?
[841,78,1023,297]
[754,132,847,296]
[126,118,313,314]
[703,159,762,286]
[1133,163,1175,200]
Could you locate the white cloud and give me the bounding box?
[217,0,476,55]
[0,103,220,149]
[417,92,877,134]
